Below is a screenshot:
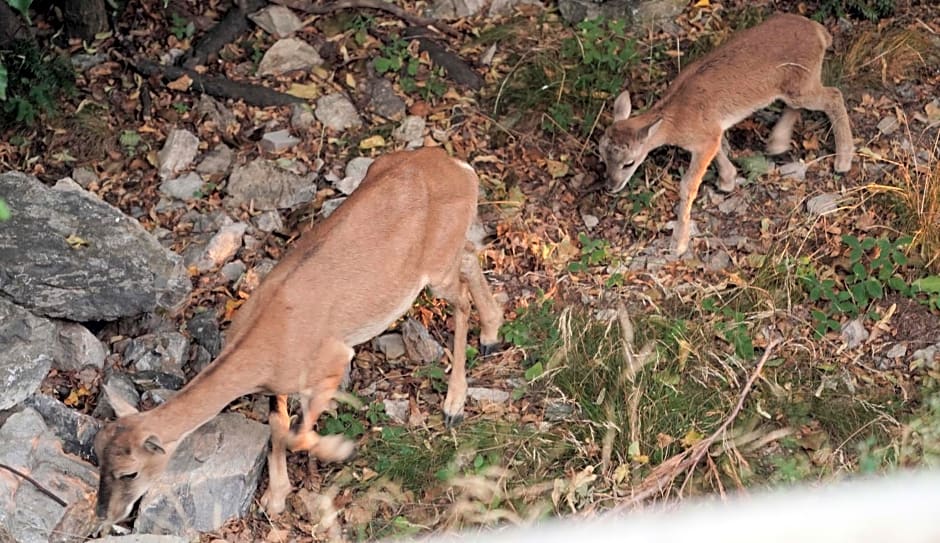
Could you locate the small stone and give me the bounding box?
[88,536,190,543]
[840,318,869,349]
[54,321,107,371]
[196,222,248,272]
[220,260,247,283]
[315,93,362,132]
[71,52,108,71]
[392,115,426,147]
[291,103,316,132]
[806,193,840,216]
[196,95,238,133]
[373,333,406,360]
[366,78,406,120]
[877,115,900,136]
[779,161,807,182]
[260,129,301,153]
[93,373,140,420]
[258,37,323,76]
[226,159,318,211]
[320,197,347,218]
[157,129,200,180]
[706,250,732,272]
[71,167,98,188]
[254,210,284,233]
[467,387,510,404]
[142,388,179,406]
[383,399,409,424]
[544,401,577,422]
[160,172,204,200]
[401,318,444,364]
[885,343,908,359]
[248,5,304,38]
[125,332,190,379]
[345,156,374,181]
[912,345,938,369]
[196,144,234,177]
[581,213,599,229]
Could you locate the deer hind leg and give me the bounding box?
[460,245,504,356]
[260,394,291,515]
[286,341,356,463]
[673,135,721,256]
[714,135,739,193]
[787,86,854,173]
[430,264,472,428]
[767,106,801,156]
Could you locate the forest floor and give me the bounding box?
[2,0,940,541]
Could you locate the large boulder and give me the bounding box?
[0,173,191,321]
[0,298,55,411]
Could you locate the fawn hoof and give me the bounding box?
[314,434,356,463]
[260,488,288,516]
[480,341,502,357]
[766,140,790,156]
[444,413,465,428]
[835,155,853,173]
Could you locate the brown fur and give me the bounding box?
[93,147,505,526]
[598,13,854,256]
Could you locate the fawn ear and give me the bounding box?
[640,118,664,141]
[612,91,632,121]
[103,384,139,418]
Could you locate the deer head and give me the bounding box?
[598,91,664,193]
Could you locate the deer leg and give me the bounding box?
[461,245,504,356]
[788,87,854,173]
[715,135,739,193]
[767,107,800,155]
[430,268,471,428]
[286,341,356,463]
[673,136,721,256]
[260,395,291,515]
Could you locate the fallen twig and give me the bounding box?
[402,27,483,90]
[136,60,303,107]
[181,0,267,69]
[0,462,68,507]
[270,0,461,38]
[614,340,782,510]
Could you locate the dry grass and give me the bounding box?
[836,26,934,86]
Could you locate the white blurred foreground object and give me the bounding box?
[418,471,940,543]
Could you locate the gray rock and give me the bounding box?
[248,5,304,38]
[840,318,869,349]
[0,172,191,321]
[220,260,247,283]
[93,373,141,419]
[581,213,599,229]
[877,115,900,136]
[912,345,938,369]
[134,413,270,536]
[779,161,807,182]
[257,37,323,76]
[89,536,190,543]
[0,408,98,543]
[366,78,406,120]
[260,129,301,153]
[53,321,107,371]
[195,144,234,177]
[544,401,578,422]
[320,197,347,218]
[430,0,484,18]
[129,371,186,392]
[334,156,374,195]
[70,52,108,71]
[393,115,426,147]
[559,0,683,24]
[141,388,179,406]
[885,343,908,359]
[195,95,237,133]
[315,93,362,132]
[160,172,204,200]
[383,399,409,424]
[157,129,200,181]
[125,332,190,380]
[467,387,510,404]
[0,298,55,411]
[290,103,316,132]
[23,394,103,463]
[374,333,406,360]
[706,250,732,272]
[187,311,222,359]
[195,222,247,272]
[71,167,98,188]
[401,318,444,364]
[806,193,841,216]
[253,210,284,233]
[225,159,318,210]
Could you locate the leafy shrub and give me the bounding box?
[0,40,74,127]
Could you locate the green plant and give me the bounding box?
[169,13,195,40]
[171,102,189,114]
[6,0,32,23]
[119,129,143,154]
[813,0,895,22]
[568,233,612,273]
[0,199,10,221]
[0,40,74,126]
[702,297,755,360]
[346,14,374,46]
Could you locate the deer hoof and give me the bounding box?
[480,342,502,357]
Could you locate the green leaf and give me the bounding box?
[851,262,866,280]
[0,199,9,221]
[888,277,908,292]
[912,276,940,294]
[865,279,884,299]
[524,361,544,381]
[7,0,32,23]
[0,61,7,101]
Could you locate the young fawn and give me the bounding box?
[599,13,854,255]
[93,147,504,528]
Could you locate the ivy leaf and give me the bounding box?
[7,0,32,23]
[0,61,7,101]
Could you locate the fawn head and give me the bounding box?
[599,91,663,193]
[94,386,171,527]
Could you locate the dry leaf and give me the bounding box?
[545,159,569,178]
[166,74,193,91]
[359,135,386,149]
[65,234,89,249]
[286,83,319,99]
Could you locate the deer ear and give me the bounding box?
[143,435,166,455]
[640,118,664,140]
[103,384,139,418]
[612,91,632,121]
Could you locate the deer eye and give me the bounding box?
[621,160,636,169]
[118,472,139,481]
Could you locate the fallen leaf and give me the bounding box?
[359,135,386,149]
[681,428,703,448]
[286,83,319,99]
[694,0,710,6]
[166,74,192,91]
[65,234,89,249]
[545,159,569,178]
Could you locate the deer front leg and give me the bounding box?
[714,135,739,193]
[443,284,471,427]
[673,137,721,256]
[286,341,356,463]
[260,395,291,515]
[461,247,504,356]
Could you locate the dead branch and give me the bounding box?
[270,0,461,38]
[615,340,782,510]
[402,27,483,90]
[136,60,303,107]
[181,0,268,69]
[0,462,67,507]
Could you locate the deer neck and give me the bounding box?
[137,349,260,445]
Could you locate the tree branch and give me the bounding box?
[270,0,461,38]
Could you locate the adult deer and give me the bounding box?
[599,13,854,256]
[93,147,505,527]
